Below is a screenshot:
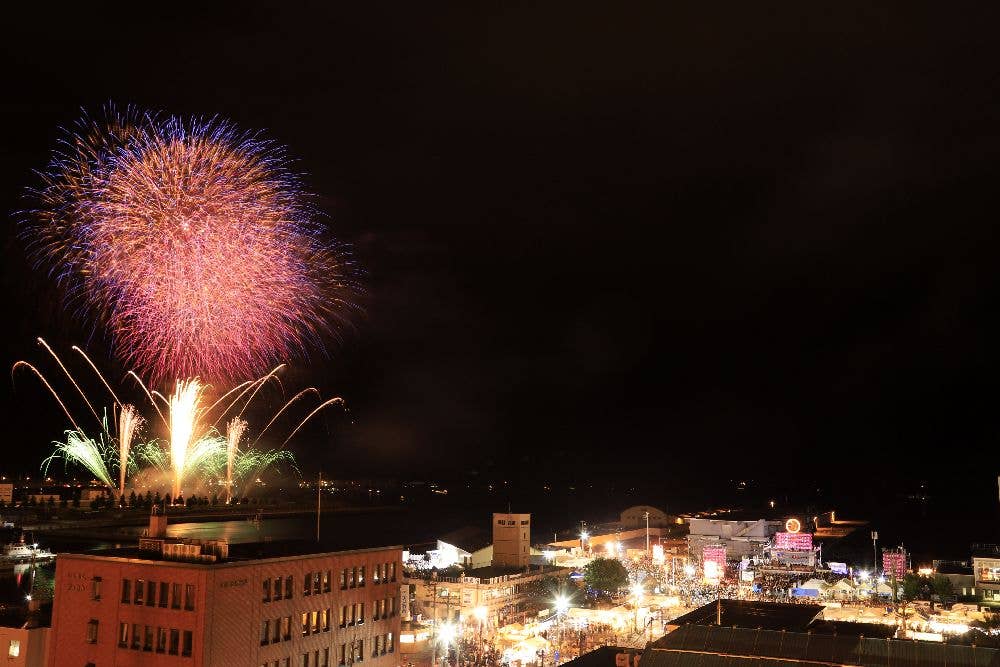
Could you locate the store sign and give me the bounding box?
[774,532,812,551]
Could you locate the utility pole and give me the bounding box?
[871,531,878,576]
[431,572,438,667]
[316,471,322,542]
[644,511,650,555]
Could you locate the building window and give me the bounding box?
[338,644,346,666]
[147,579,157,606]
[322,647,330,667]
[121,578,131,603]
[169,629,180,655]
[311,610,319,634]
[350,567,357,588]
[322,607,330,632]
[302,653,310,667]
[263,578,272,602]
[304,572,312,596]
[340,605,348,628]
[261,619,271,645]
[182,630,193,657]
[314,572,321,595]
[184,583,195,610]
[131,623,141,650]
[357,602,364,625]
[390,562,396,582]
[172,582,181,609]
[274,576,283,600]
[282,615,292,641]
[301,611,309,636]
[157,627,168,653]
[118,622,128,648]
[144,624,153,651]
[7,640,19,658]
[159,581,169,607]
[340,568,348,590]
[135,578,145,604]
[86,619,99,644]
[272,617,281,644]
[285,575,293,599]
[373,564,381,585]
[391,596,397,616]
[91,576,102,601]
[359,566,365,587]
[388,632,393,653]
[323,570,331,593]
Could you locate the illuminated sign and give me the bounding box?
[703,546,726,581]
[785,518,801,533]
[883,550,906,579]
[828,562,848,575]
[774,532,812,551]
[652,544,665,564]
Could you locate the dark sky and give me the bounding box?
[2,3,999,499]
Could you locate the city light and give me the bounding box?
[683,564,696,577]
[473,606,488,622]
[580,530,589,540]
[555,594,570,615]
[437,622,457,646]
[630,583,644,602]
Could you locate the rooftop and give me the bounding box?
[647,625,1000,667]
[59,538,401,567]
[666,600,824,632]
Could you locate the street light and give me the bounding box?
[473,606,487,658]
[438,622,457,666]
[630,583,644,633]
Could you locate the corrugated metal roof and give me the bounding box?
[647,626,1000,667]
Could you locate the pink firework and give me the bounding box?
[26,107,355,383]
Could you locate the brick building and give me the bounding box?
[48,518,403,667]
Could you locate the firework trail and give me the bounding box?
[26,107,356,383]
[168,379,208,499]
[226,418,247,504]
[45,430,115,491]
[118,404,143,499]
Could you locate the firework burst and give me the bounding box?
[26,106,356,383]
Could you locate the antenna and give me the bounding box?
[316,471,322,542]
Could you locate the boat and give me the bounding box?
[0,538,55,564]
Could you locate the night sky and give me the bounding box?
[2,4,999,505]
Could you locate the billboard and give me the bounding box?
[703,545,726,581]
[774,531,813,551]
[883,550,906,579]
[828,562,848,575]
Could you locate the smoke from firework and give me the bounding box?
[25,107,356,383]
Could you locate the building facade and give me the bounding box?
[492,513,530,568]
[49,542,403,667]
[407,564,568,630]
[973,553,1000,608]
[687,519,782,560]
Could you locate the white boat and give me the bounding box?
[0,540,55,563]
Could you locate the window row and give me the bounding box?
[370,562,397,586]
[117,622,193,657]
[260,616,293,645]
[300,647,331,667]
[304,570,333,596]
[121,578,195,610]
[371,596,397,621]
[301,608,332,636]
[338,639,365,665]
[263,575,295,603]
[339,602,364,628]
[372,633,395,658]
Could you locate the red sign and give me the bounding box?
[883,550,906,579]
[774,532,813,551]
[703,546,726,578]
